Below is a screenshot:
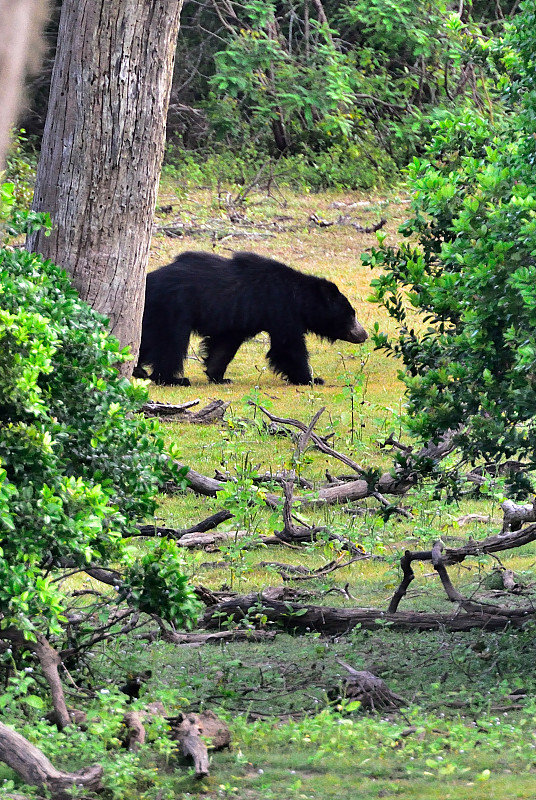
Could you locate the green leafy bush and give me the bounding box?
[4,130,37,208]
[365,1,536,491]
[0,192,199,633]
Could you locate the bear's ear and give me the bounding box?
[325,281,342,298]
[319,279,347,308]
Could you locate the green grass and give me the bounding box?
[4,182,535,800]
[117,181,536,798]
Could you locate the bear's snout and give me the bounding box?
[344,316,368,344]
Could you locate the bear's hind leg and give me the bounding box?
[203,335,244,383]
[149,327,192,386]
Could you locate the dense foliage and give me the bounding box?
[365,0,536,491]
[164,0,505,188]
[0,190,199,634]
[26,0,517,190]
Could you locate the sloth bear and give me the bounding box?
[135,250,367,386]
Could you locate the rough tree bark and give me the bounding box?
[0,0,48,169]
[27,0,183,367]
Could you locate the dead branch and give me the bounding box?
[333,661,407,710]
[380,432,413,453]
[455,513,496,526]
[60,608,146,662]
[159,223,276,241]
[214,469,314,490]
[501,498,536,531]
[122,711,146,751]
[177,419,461,506]
[157,628,277,646]
[177,460,407,512]
[178,460,373,506]
[32,635,71,731]
[137,510,234,538]
[185,400,230,423]
[252,406,460,498]
[122,704,230,779]
[351,218,387,233]
[2,794,31,800]
[252,404,366,476]
[143,399,229,423]
[389,524,536,613]
[182,510,235,534]
[2,630,70,731]
[431,541,532,616]
[176,529,277,549]
[170,711,231,779]
[276,475,363,547]
[258,554,371,581]
[0,721,102,800]
[121,701,167,751]
[174,462,231,497]
[278,410,326,542]
[371,490,413,519]
[142,399,200,415]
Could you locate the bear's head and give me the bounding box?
[310,279,368,345]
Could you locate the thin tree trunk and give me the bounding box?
[0,0,48,169]
[28,0,183,368]
[2,628,70,730]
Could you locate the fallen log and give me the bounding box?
[176,530,280,549]
[202,593,530,634]
[140,522,359,552]
[142,399,200,415]
[176,463,395,508]
[143,399,229,423]
[0,721,102,800]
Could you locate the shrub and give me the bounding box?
[364,2,536,493]
[0,190,199,634]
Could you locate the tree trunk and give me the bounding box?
[0,0,48,169]
[28,0,183,367]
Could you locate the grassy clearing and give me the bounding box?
[108,181,536,798]
[24,182,536,800]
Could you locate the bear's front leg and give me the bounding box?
[267,334,321,385]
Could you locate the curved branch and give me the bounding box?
[0,721,102,799]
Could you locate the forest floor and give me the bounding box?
[98,179,536,800]
[14,182,536,800]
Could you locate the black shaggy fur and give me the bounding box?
[136,251,367,386]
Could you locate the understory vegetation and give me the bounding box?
[29,0,518,190]
[3,189,536,799]
[6,2,536,799]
